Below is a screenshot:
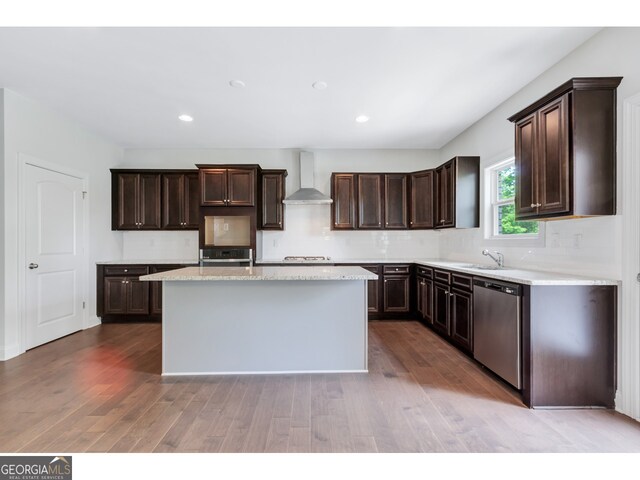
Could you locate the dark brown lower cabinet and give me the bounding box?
[416,275,433,325]
[450,288,473,352]
[97,263,194,322]
[362,265,381,314]
[149,265,184,315]
[383,275,410,312]
[336,263,412,320]
[433,282,451,336]
[431,270,473,351]
[103,276,149,315]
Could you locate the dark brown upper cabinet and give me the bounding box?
[384,174,409,229]
[198,166,257,207]
[260,169,287,230]
[410,170,434,229]
[112,171,162,230]
[161,173,199,230]
[331,173,357,229]
[358,174,384,229]
[434,156,480,229]
[509,77,622,221]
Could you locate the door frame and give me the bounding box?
[17,153,90,354]
[618,92,640,421]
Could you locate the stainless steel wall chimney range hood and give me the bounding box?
[283,151,333,205]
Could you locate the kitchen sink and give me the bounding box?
[457,264,509,271]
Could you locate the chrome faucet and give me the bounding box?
[482,249,504,268]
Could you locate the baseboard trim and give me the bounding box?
[162,369,368,376]
[84,316,102,329]
[0,344,22,361]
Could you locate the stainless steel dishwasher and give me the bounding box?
[473,278,522,389]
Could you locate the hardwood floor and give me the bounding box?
[1,320,639,453]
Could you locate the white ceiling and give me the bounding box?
[0,27,600,149]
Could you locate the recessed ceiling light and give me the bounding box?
[229,80,246,88]
[312,81,328,90]
[178,114,193,122]
[355,115,370,123]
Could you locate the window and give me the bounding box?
[488,159,540,239]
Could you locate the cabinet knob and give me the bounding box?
[121,280,126,284]
[536,203,542,207]
[124,269,128,272]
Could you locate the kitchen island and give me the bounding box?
[140,266,377,375]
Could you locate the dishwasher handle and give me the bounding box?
[473,278,522,296]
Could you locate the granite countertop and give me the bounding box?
[97,259,198,265]
[257,257,618,286]
[413,260,618,286]
[140,266,378,282]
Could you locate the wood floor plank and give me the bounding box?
[0,321,639,453]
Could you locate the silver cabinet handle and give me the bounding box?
[124,269,128,272]
[28,263,39,269]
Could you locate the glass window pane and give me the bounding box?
[497,165,516,201]
[498,203,539,235]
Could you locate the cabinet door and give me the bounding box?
[227,168,256,206]
[417,277,433,324]
[183,173,200,229]
[261,172,285,230]
[383,275,410,313]
[139,173,161,229]
[200,169,227,206]
[162,174,184,229]
[515,112,539,219]
[433,282,450,336]
[150,265,181,315]
[103,277,128,314]
[450,288,473,351]
[384,174,408,229]
[115,173,139,229]
[410,170,434,228]
[363,265,381,314]
[358,174,383,229]
[126,279,149,314]
[537,94,570,217]
[332,174,356,229]
[435,160,455,228]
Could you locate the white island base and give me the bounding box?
[148,266,374,375]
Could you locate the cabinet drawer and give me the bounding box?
[416,266,433,278]
[362,265,381,276]
[451,273,473,291]
[104,266,149,276]
[433,269,451,284]
[383,264,411,275]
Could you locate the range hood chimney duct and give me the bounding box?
[283,151,333,205]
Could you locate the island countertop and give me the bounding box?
[140,265,378,282]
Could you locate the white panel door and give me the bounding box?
[25,164,85,349]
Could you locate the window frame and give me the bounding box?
[483,153,545,247]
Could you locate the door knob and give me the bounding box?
[28,263,39,269]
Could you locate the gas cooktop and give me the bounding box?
[283,256,333,263]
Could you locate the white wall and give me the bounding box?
[1,88,123,359]
[0,91,5,355]
[121,148,442,260]
[437,27,640,280]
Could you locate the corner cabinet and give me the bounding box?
[508,77,622,221]
[434,156,479,229]
[260,169,287,230]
